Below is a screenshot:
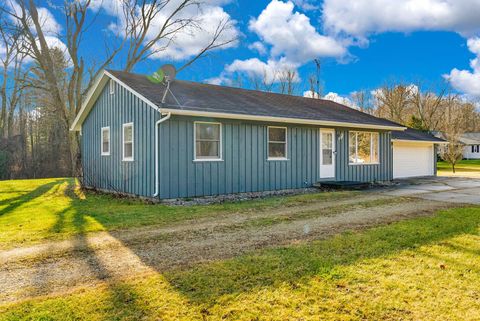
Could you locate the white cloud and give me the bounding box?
[36,7,62,36]
[248,41,267,55]
[322,0,480,39]
[303,90,320,99]
[323,92,358,109]
[292,0,319,11]
[445,37,480,97]
[249,0,346,64]
[214,0,346,85]
[150,5,239,61]
[303,90,359,108]
[4,1,61,36]
[98,0,239,61]
[225,57,298,83]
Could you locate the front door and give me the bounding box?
[320,129,335,179]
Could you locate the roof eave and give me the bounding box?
[70,71,109,131]
[70,70,162,132]
[159,107,406,131]
[392,139,448,144]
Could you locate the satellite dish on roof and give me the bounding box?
[147,68,164,84]
[161,64,177,82]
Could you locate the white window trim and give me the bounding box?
[109,80,115,95]
[122,122,134,161]
[193,121,223,161]
[348,131,380,165]
[101,126,110,156]
[267,126,288,161]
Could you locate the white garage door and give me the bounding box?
[393,142,434,179]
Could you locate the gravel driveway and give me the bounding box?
[1,186,465,304]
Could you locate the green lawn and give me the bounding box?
[0,178,356,250]
[1,204,480,319]
[438,159,480,174]
[1,178,480,320]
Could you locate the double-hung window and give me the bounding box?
[195,122,222,160]
[268,126,287,160]
[101,127,110,156]
[349,131,379,164]
[123,122,134,161]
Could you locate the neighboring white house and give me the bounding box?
[460,133,480,159]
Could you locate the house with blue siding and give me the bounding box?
[70,70,444,199]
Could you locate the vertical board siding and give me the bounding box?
[82,90,394,199]
[81,79,159,197]
[335,129,393,182]
[158,117,321,199]
[158,117,394,199]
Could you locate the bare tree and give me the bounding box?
[278,69,297,95]
[410,83,446,131]
[373,83,414,124]
[439,95,467,173]
[350,90,373,113]
[2,0,237,177]
[0,13,27,139]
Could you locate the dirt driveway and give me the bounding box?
[1,178,477,304]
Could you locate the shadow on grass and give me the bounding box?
[0,180,65,216]
[160,207,480,304]
[7,178,480,319]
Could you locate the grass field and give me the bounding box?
[438,159,480,174]
[0,178,357,250]
[1,178,480,320]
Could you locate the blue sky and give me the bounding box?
[25,0,480,102]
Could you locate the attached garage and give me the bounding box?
[393,142,434,178]
[391,128,446,179]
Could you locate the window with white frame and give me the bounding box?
[268,126,287,159]
[109,80,115,95]
[122,123,134,161]
[101,126,110,156]
[195,122,221,160]
[349,131,379,164]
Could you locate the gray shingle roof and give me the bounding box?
[460,133,480,145]
[392,128,446,143]
[108,70,404,129]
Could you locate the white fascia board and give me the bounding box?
[104,70,160,112]
[160,108,407,131]
[70,71,108,131]
[392,139,448,144]
[70,70,161,131]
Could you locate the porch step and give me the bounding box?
[314,181,372,190]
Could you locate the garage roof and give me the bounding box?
[392,128,446,143]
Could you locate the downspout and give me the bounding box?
[153,112,171,198]
[153,81,172,198]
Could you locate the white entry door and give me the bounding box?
[320,129,335,179]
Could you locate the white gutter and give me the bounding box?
[153,112,171,197]
[159,108,406,131]
[392,139,449,144]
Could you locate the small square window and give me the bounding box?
[123,123,134,161]
[101,127,110,156]
[268,127,287,160]
[194,122,222,160]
